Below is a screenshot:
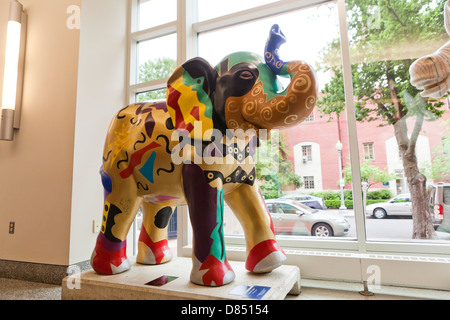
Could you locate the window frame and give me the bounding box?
[303,176,315,189]
[302,145,313,162]
[128,0,450,289]
[363,142,375,160]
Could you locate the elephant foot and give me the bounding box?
[246,239,286,273]
[136,226,172,265]
[91,233,130,275]
[190,255,235,287]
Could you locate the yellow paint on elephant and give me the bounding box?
[166,75,214,140]
[107,123,140,168]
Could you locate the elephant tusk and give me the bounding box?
[264,24,288,76]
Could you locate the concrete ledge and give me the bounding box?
[62,257,300,300]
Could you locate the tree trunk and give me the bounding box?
[394,118,434,239]
[387,70,434,239]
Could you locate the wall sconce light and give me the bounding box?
[1,0,27,141]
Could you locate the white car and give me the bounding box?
[365,193,412,219]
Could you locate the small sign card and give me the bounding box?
[243,286,271,300]
[145,275,178,287]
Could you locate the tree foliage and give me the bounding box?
[343,160,396,188]
[318,0,447,126]
[256,132,303,198]
[138,57,176,102]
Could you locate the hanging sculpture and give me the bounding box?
[410,1,450,99]
[91,24,317,287]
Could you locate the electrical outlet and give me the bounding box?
[9,222,15,234]
[93,220,101,233]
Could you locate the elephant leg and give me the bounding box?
[182,163,235,286]
[91,174,142,275]
[224,183,286,273]
[137,202,174,265]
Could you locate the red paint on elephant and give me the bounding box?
[119,141,161,179]
[245,239,285,272]
[91,234,128,275]
[138,224,171,265]
[199,255,234,286]
[167,85,195,133]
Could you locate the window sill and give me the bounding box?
[178,243,450,291]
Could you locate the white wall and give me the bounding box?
[69,0,128,265]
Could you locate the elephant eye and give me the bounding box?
[239,71,254,80]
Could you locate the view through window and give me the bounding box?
[133,0,450,251]
[342,0,450,243]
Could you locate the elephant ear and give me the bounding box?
[166,57,217,140]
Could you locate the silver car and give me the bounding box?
[365,193,412,219]
[429,183,450,233]
[279,193,327,210]
[265,199,350,237]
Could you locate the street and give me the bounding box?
[223,206,416,240]
[341,212,414,240]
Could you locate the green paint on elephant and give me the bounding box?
[182,70,213,120]
[210,189,225,263]
[216,51,286,101]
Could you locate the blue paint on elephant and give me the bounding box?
[264,24,288,76]
[100,166,112,197]
[139,151,157,183]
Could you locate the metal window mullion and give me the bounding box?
[337,0,367,253]
[129,78,170,95]
[126,0,138,104]
[178,0,198,64]
[130,21,178,42]
[176,0,199,253]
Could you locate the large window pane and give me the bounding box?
[340,0,450,242]
[198,5,339,92]
[198,0,279,21]
[136,34,177,84]
[199,3,355,241]
[138,0,177,30]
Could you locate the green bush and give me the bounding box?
[367,189,392,200]
[344,190,353,200]
[324,198,387,209]
[311,189,392,203]
[285,189,391,208]
[310,190,339,200]
[260,179,280,199]
[324,199,354,209]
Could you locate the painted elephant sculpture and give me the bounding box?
[91,25,317,286]
[410,0,450,99]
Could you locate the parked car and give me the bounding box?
[429,183,450,232]
[278,193,327,210]
[365,193,412,219]
[265,199,349,237]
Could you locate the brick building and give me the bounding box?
[282,103,450,196]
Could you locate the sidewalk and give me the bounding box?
[326,208,355,217]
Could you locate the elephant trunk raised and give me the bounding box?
[224,24,318,133]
